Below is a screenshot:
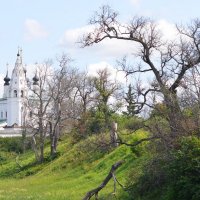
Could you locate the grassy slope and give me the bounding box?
[0,132,148,200]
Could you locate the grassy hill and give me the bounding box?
[0,131,149,200]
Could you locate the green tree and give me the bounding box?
[123,84,136,117]
[92,68,120,130]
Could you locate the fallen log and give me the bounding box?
[82,160,124,200]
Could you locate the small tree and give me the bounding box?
[26,62,52,163]
[123,84,136,117]
[76,72,94,114]
[91,68,120,131]
[48,54,78,156]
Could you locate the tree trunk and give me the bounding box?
[110,122,118,147]
[82,160,124,200]
[164,90,184,138]
[50,124,60,157]
[32,135,40,162]
[40,143,44,163]
[39,130,44,163]
[50,134,55,155]
[51,134,58,156]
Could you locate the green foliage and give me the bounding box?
[127,136,200,200]
[150,103,168,118]
[123,84,136,117]
[88,107,109,133]
[124,117,144,131]
[0,137,31,153]
[130,131,149,157]
[166,136,200,200]
[182,107,194,117]
[1,128,199,200]
[73,106,115,139]
[111,114,144,131]
[146,115,171,136]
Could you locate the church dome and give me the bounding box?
[4,74,10,86]
[33,74,39,85]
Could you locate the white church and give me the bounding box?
[0,50,38,134]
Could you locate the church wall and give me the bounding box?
[0,99,7,120]
[7,98,23,126]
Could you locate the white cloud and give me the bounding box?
[59,25,139,59]
[25,64,37,78]
[59,25,94,48]
[24,19,48,41]
[59,19,178,60]
[130,0,141,6]
[87,61,127,84]
[157,19,178,41]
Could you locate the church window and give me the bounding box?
[5,112,7,118]
[1,112,3,118]
[21,90,24,97]
[14,90,17,97]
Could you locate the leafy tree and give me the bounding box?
[123,84,136,117]
[91,68,120,130]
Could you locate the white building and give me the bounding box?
[0,50,38,130]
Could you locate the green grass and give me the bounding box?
[0,131,149,200]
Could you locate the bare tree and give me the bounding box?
[81,5,200,145]
[180,66,200,136]
[26,61,53,162]
[76,71,94,115]
[181,66,200,107]
[48,54,78,156]
[25,54,79,161]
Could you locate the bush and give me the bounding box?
[127,136,200,200]
[0,137,31,153]
[111,114,144,131]
[166,136,200,200]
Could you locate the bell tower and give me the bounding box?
[7,49,28,127]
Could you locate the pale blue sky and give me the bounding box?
[0,0,199,77]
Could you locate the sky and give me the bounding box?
[0,0,200,95]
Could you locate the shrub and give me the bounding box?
[0,137,31,153]
[166,136,200,200]
[111,114,144,131]
[127,136,200,200]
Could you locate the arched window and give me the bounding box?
[14,90,17,97]
[29,111,33,118]
[21,90,24,97]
